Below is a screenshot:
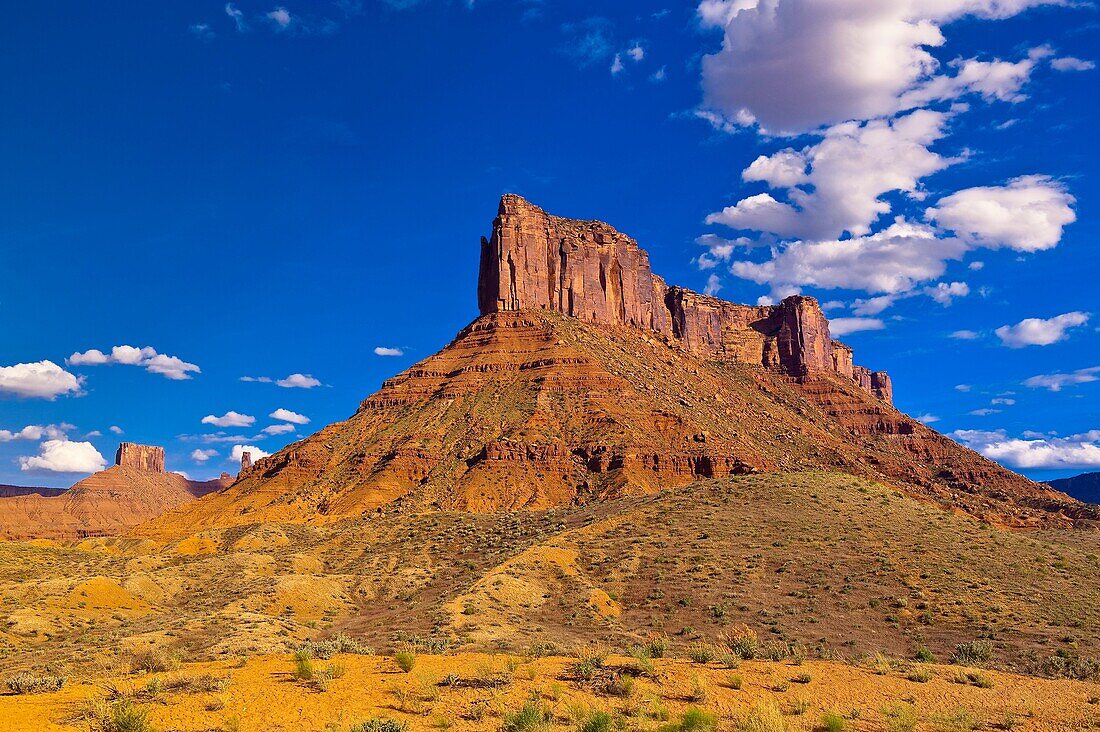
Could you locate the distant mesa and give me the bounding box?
[1049,472,1100,504]
[0,442,233,540]
[138,195,1094,538]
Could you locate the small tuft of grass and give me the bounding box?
[394,649,417,673]
[819,711,846,732]
[734,701,788,732]
[792,672,812,684]
[293,649,314,681]
[502,701,552,732]
[350,718,408,732]
[906,667,933,683]
[6,672,66,694]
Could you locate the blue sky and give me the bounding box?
[0,0,1096,487]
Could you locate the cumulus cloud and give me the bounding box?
[0,424,71,442]
[697,0,1064,135]
[1023,366,1100,392]
[270,408,309,424]
[230,444,270,464]
[926,175,1076,252]
[995,311,1090,348]
[277,373,321,389]
[730,218,967,297]
[191,449,218,463]
[707,111,953,241]
[0,361,83,400]
[263,423,296,435]
[201,411,256,428]
[68,345,200,380]
[923,280,969,305]
[829,317,885,336]
[703,274,723,296]
[19,440,106,474]
[110,425,124,435]
[953,428,1100,470]
[916,413,940,424]
[1051,57,1095,72]
[374,347,405,357]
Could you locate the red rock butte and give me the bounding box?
[479,194,892,401]
[138,194,1094,537]
[115,442,166,472]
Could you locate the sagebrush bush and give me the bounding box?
[502,701,552,732]
[351,718,408,732]
[820,711,846,732]
[951,640,993,666]
[721,625,759,660]
[7,672,66,694]
[298,633,374,659]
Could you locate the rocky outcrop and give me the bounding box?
[479,195,891,402]
[240,451,253,472]
[115,443,165,472]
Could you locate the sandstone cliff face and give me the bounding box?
[115,443,165,472]
[479,195,890,402]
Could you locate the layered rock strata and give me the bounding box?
[479,194,890,400]
[115,443,166,472]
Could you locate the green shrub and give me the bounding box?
[735,701,788,732]
[722,626,759,660]
[951,641,993,666]
[298,633,374,659]
[906,667,933,683]
[819,711,846,732]
[678,707,718,732]
[792,672,811,684]
[687,643,717,664]
[644,634,670,658]
[502,701,552,732]
[96,699,154,732]
[6,672,66,694]
[725,673,743,690]
[578,710,615,732]
[394,650,417,673]
[351,718,408,732]
[915,645,936,663]
[293,649,314,681]
[883,703,918,732]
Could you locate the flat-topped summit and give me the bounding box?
[479,194,892,401]
[115,442,166,472]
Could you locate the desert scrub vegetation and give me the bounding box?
[293,649,315,681]
[129,648,180,674]
[394,647,417,673]
[952,669,993,688]
[686,642,719,664]
[297,632,374,659]
[502,700,553,732]
[951,640,993,666]
[819,711,846,731]
[7,671,66,694]
[733,701,788,732]
[312,660,347,691]
[83,697,155,732]
[720,625,759,660]
[906,666,933,683]
[658,707,717,732]
[350,718,408,732]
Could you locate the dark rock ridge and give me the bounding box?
[479,194,892,402]
[115,443,166,472]
[1049,472,1100,504]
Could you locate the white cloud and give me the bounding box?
[201,411,256,428]
[1023,366,1100,392]
[830,317,885,336]
[703,274,723,296]
[19,440,106,474]
[627,43,645,61]
[955,384,972,391]
[968,408,1002,416]
[916,413,940,424]
[730,218,967,297]
[230,444,270,464]
[190,23,215,41]
[225,2,248,31]
[266,7,292,29]
[991,397,1015,405]
[610,53,624,75]
[926,175,1076,252]
[0,424,70,442]
[968,261,984,270]
[696,0,1064,135]
[851,295,897,316]
[240,376,273,383]
[276,373,321,388]
[263,423,296,435]
[707,111,953,240]
[373,347,405,357]
[0,361,83,400]
[1051,57,1095,72]
[923,280,969,305]
[68,345,200,380]
[191,449,218,463]
[949,329,980,340]
[110,425,124,435]
[953,428,1100,470]
[650,66,667,83]
[269,408,309,424]
[995,311,1090,348]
